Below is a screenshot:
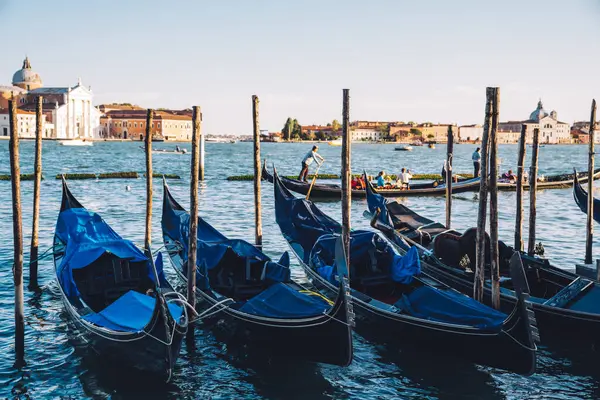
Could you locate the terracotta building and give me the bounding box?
[99,108,193,141]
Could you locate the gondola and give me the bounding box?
[573,169,600,223]
[161,181,354,366]
[53,179,186,381]
[272,168,537,374]
[262,163,480,199]
[497,168,600,191]
[363,175,600,348]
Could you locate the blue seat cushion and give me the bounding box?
[82,290,183,332]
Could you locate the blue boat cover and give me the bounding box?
[82,290,183,332]
[239,283,331,318]
[273,177,341,262]
[391,246,421,284]
[162,196,291,290]
[395,286,506,330]
[309,231,420,283]
[55,208,148,300]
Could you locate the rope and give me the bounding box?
[188,297,235,324]
[26,246,54,267]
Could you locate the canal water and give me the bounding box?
[0,141,599,399]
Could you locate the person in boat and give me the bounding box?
[298,145,325,183]
[400,168,412,189]
[351,175,366,190]
[472,147,481,177]
[376,171,386,187]
[176,145,181,152]
[501,169,517,182]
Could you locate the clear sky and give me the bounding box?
[1,0,598,134]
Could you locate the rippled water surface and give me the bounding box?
[1,141,600,399]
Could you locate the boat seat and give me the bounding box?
[432,232,463,267]
[543,277,594,308]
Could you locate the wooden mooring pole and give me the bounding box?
[527,128,540,256]
[252,95,263,247]
[341,89,351,264]
[9,98,25,366]
[489,88,500,310]
[474,87,494,303]
[586,99,596,265]
[445,125,453,228]
[144,109,154,247]
[29,96,43,290]
[514,124,527,251]
[188,106,201,316]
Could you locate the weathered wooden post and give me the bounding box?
[445,125,453,228]
[9,98,25,366]
[188,106,201,316]
[341,89,351,264]
[252,95,262,247]
[489,88,500,309]
[144,109,154,247]
[29,96,43,290]
[474,87,494,302]
[527,128,540,256]
[586,99,596,265]
[514,124,527,251]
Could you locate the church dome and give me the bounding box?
[529,99,549,121]
[12,57,43,90]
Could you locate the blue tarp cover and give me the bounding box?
[55,208,148,300]
[395,286,506,330]
[162,199,291,289]
[82,290,183,332]
[239,283,331,318]
[391,246,421,284]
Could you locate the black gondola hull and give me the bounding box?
[161,182,354,367]
[296,253,535,375]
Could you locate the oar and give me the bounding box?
[305,161,324,201]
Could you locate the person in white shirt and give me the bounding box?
[298,146,325,182]
[399,168,412,189]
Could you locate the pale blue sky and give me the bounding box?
[1,0,598,134]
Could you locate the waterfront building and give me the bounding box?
[0,109,49,138]
[498,100,571,144]
[390,122,456,142]
[351,127,383,141]
[0,57,101,139]
[458,124,483,142]
[572,120,600,143]
[99,108,193,141]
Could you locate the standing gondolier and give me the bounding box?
[298,145,325,182]
[472,147,481,177]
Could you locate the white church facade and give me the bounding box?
[0,57,101,139]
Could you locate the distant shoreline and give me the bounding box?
[0,137,587,145]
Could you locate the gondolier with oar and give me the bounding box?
[472,147,481,177]
[298,145,325,182]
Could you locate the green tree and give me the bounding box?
[292,118,302,139]
[427,134,435,139]
[282,117,293,141]
[410,128,422,136]
[332,119,341,131]
[315,131,326,140]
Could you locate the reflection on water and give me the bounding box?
[0,141,598,398]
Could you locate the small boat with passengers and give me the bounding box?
[262,163,480,199]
